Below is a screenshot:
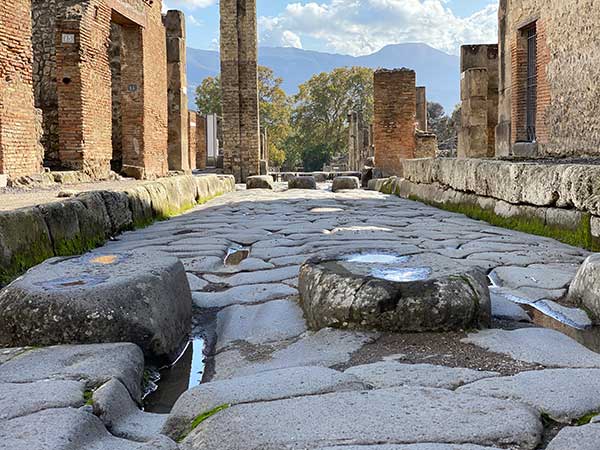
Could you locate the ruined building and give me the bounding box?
[373,69,437,177]
[220,0,261,182]
[347,111,374,172]
[0,0,43,181]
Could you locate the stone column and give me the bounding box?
[373,69,417,177]
[164,10,189,172]
[188,111,197,170]
[458,68,489,158]
[0,0,43,180]
[196,114,207,170]
[220,0,260,182]
[416,87,428,132]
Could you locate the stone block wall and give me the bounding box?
[458,45,498,158]
[373,69,417,177]
[164,10,189,172]
[498,0,600,158]
[188,111,197,170]
[196,113,207,170]
[220,0,260,182]
[0,0,43,179]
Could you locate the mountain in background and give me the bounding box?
[187,43,460,114]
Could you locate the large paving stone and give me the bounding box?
[192,283,298,309]
[463,328,600,368]
[183,386,542,449]
[546,423,600,450]
[317,446,501,450]
[92,378,167,442]
[489,265,576,290]
[212,328,378,380]
[299,252,491,332]
[215,300,307,352]
[0,251,192,362]
[344,361,498,390]
[0,343,144,401]
[163,366,366,440]
[457,368,600,423]
[0,379,85,420]
[0,408,179,450]
[568,254,600,323]
[204,265,301,287]
[490,290,531,322]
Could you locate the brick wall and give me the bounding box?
[498,0,600,157]
[0,0,43,178]
[373,69,417,177]
[220,0,260,182]
[415,87,427,132]
[196,114,207,169]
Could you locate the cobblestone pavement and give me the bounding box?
[94,186,600,449]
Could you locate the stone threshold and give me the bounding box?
[370,168,600,251]
[0,174,235,287]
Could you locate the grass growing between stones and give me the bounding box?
[177,404,230,443]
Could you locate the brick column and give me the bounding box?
[0,0,43,180]
[164,10,189,172]
[458,68,489,158]
[416,87,428,132]
[196,114,207,170]
[220,0,260,182]
[373,69,417,177]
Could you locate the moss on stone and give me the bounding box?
[83,390,94,406]
[406,194,595,251]
[0,241,54,287]
[177,404,230,442]
[576,411,599,426]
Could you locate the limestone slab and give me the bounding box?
[489,266,576,290]
[204,265,300,286]
[215,300,307,352]
[192,283,298,309]
[463,328,600,368]
[457,368,600,423]
[162,366,366,440]
[546,423,600,450]
[183,386,542,449]
[344,361,498,390]
[317,446,501,450]
[490,290,531,322]
[568,254,600,323]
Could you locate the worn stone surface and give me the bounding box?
[490,290,531,322]
[0,251,192,362]
[568,254,600,323]
[345,361,498,390]
[289,176,317,190]
[163,366,366,440]
[215,300,307,352]
[299,252,491,332]
[183,386,542,449]
[192,283,298,309]
[458,368,600,423]
[546,423,600,450]
[317,446,501,450]
[332,176,360,192]
[246,175,274,190]
[463,328,600,368]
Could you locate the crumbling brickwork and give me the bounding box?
[498,0,599,157]
[165,10,189,171]
[373,69,417,177]
[220,0,260,182]
[0,0,43,179]
[415,87,428,132]
[31,0,170,179]
[195,113,207,170]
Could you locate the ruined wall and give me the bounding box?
[415,87,427,132]
[164,10,189,171]
[109,23,123,172]
[373,69,417,177]
[0,0,43,178]
[220,0,260,182]
[498,0,600,157]
[196,113,207,170]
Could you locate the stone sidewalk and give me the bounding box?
[3,185,600,449]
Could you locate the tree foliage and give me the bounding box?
[428,102,460,154]
[195,77,222,116]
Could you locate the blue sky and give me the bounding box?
[163,0,499,56]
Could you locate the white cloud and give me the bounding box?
[188,15,202,26]
[258,0,498,56]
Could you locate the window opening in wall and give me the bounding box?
[525,24,537,142]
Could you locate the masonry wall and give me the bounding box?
[415,87,427,132]
[196,114,207,170]
[0,0,43,178]
[373,69,417,177]
[220,0,260,182]
[498,0,600,157]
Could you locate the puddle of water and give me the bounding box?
[310,207,344,213]
[345,253,410,265]
[143,338,206,413]
[224,244,250,266]
[371,267,432,282]
[38,275,110,290]
[529,309,600,354]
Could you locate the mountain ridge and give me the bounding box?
[186,43,460,113]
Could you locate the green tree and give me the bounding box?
[427,102,460,154]
[194,67,291,168]
[288,67,373,169]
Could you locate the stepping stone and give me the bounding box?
[317,446,502,450]
[182,386,542,450]
[332,176,360,192]
[299,252,491,332]
[289,176,317,190]
[463,328,600,368]
[0,251,192,362]
[246,175,274,190]
[0,408,179,450]
[162,366,366,440]
[192,283,298,309]
[344,361,498,390]
[92,378,167,442]
[457,368,600,423]
[546,423,600,450]
[212,328,378,381]
[568,254,600,323]
[215,300,307,352]
[0,343,144,401]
